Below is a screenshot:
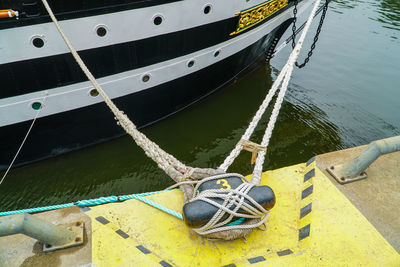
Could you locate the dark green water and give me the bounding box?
[1,0,399,211]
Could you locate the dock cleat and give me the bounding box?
[182,175,275,229]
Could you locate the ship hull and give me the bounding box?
[0,0,310,169]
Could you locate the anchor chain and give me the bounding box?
[291,0,329,68]
[265,37,280,62]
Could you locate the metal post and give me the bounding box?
[0,213,75,246]
[327,136,400,184]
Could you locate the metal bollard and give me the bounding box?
[328,135,400,184]
[341,136,400,178]
[0,213,75,246]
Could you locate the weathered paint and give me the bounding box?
[84,160,400,266]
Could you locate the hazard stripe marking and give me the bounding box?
[159,260,173,267]
[116,229,129,239]
[302,185,313,199]
[299,224,311,240]
[304,168,315,182]
[95,216,109,225]
[306,157,315,166]
[277,249,293,256]
[80,207,91,212]
[300,203,312,219]
[136,245,151,254]
[248,256,266,264]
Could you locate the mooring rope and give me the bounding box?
[220,0,322,185]
[0,93,48,186]
[0,189,183,219]
[35,0,322,239]
[189,174,269,236]
[40,0,196,184]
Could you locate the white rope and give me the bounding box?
[218,64,289,172]
[220,0,322,185]
[252,0,322,184]
[0,94,48,185]
[186,174,269,235]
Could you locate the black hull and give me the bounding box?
[0,20,291,170]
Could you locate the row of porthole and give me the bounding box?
[30,47,221,111]
[31,4,213,48]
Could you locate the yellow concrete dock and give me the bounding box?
[1,147,399,266]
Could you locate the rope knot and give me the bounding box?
[182,173,275,240]
[237,139,267,165]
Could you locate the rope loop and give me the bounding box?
[187,174,269,237]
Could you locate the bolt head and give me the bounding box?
[330,166,334,170]
[75,237,81,242]
[340,177,345,181]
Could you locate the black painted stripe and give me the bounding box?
[248,256,266,264]
[222,264,236,267]
[301,185,313,199]
[303,169,315,182]
[277,249,293,256]
[80,206,91,212]
[159,261,173,267]
[95,216,110,225]
[136,245,151,254]
[306,156,315,166]
[0,0,182,30]
[299,224,311,240]
[115,229,130,239]
[300,203,312,219]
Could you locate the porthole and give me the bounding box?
[214,50,220,57]
[31,102,42,110]
[94,24,108,37]
[153,15,163,25]
[96,27,107,37]
[187,60,195,68]
[204,4,212,14]
[89,89,99,97]
[142,74,150,82]
[32,37,44,48]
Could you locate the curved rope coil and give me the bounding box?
[187,174,269,237]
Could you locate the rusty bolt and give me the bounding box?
[330,166,334,170]
[340,177,345,181]
[76,222,81,226]
[45,244,52,248]
[75,237,81,242]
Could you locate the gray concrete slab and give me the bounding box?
[0,206,91,266]
[316,146,400,253]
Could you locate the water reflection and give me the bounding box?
[332,0,400,34]
[374,0,400,32]
[332,0,361,10]
[0,64,343,211]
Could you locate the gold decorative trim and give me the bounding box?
[230,0,289,36]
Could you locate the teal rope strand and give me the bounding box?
[0,203,75,216]
[0,189,183,220]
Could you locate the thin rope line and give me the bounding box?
[220,0,322,177]
[0,95,47,186]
